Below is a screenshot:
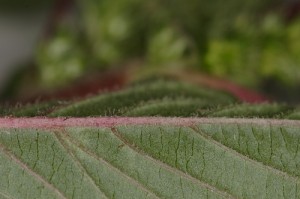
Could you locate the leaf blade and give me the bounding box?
[1,118,300,198]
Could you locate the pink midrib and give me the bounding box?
[0,117,299,129]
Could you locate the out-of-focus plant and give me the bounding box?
[146,26,197,68]
[36,28,86,88]
[37,0,278,82]
[205,13,300,89]
[8,0,299,101]
[78,0,146,66]
[0,0,52,11]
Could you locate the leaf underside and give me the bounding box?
[1,79,300,199]
[1,120,300,199]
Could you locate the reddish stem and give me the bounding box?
[0,117,298,129]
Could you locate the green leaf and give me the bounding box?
[1,80,300,198]
[206,103,293,118]
[0,101,67,117]
[286,108,300,120]
[49,80,236,117]
[0,118,300,199]
[123,98,215,117]
[1,80,299,118]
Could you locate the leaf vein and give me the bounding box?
[61,130,161,199]
[111,127,236,199]
[54,131,110,199]
[0,143,67,199]
[0,191,15,199]
[190,126,300,182]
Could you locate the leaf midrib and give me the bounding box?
[0,117,300,129]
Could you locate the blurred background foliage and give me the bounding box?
[1,0,300,103]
